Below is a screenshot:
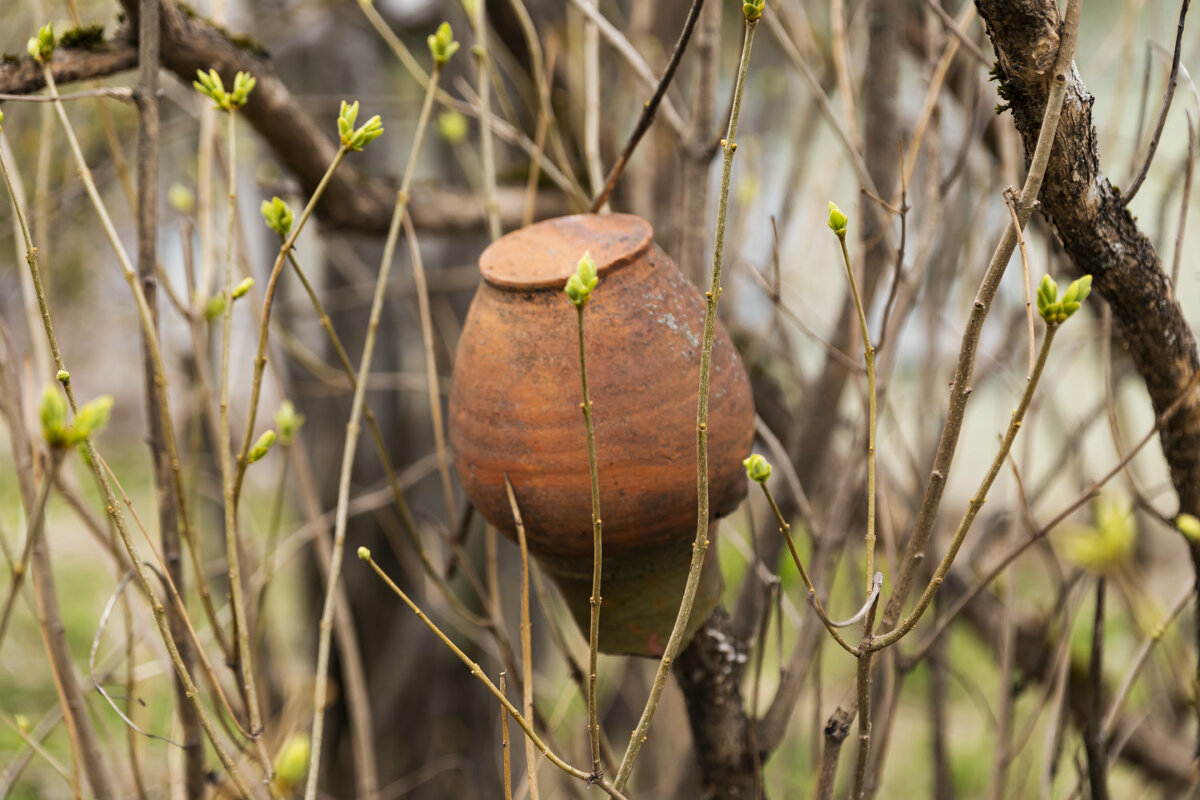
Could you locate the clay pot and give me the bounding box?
[449,213,755,656]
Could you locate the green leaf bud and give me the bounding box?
[338,100,358,142]
[274,400,306,446]
[193,68,230,110]
[1060,275,1092,315]
[204,293,226,321]
[827,201,848,238]
[743,453,772,483]
[232,277,254,299]
[70,395,113,444]
[39,386,69,447]
[427,22,460,65]
[348,115,384,151]
[248,429,277,463]
[271,733,310,794]
[56,369,70,384]
[260,196,294,236]
[168,184,196,215]
[229,71,256,107]
[27,23,55,63]
[338,100,383,151]
[1061,493,1136,573]
[1177,512,1200,542]
[438,111,469,144]
[1037,274,1059,323]
[564,251,599,307]
[357,546,371,561]
[743,0,765,21]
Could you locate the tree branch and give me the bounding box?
[1,4,566,233]
[977,0,1200,754]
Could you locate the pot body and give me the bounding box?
[449,213,755,655]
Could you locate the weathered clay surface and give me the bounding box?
[450,213,755,561]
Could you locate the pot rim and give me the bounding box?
[478,213,653,291]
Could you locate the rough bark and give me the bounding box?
[2,5,566,234]
[0,41,137,93]
[674,607,760,799]
[975,0,1200,515]
[976,0,1200,759]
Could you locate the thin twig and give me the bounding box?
[877,0,1082,641]
[613,13,760,791]
[1103,579,1195,737]
[304,61,445,800]
[403,214,456,528]
[216,100,265,743]
[759,482,858,653]
[1084,578,1110,800]
[1003,187,1036,378]
[358,552,631,800]
[504,478,541,799]
[901,369,1200,667]
[589,0,706,211]
[1171,114,1195,292]
[473,0,502,241]
[566,0,687,140]
[569,298,605,780]
[0,87,135,102]
[1124,0,1190,204]
[874,322,1061,650]
[500,672,514,800]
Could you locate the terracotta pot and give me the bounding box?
[449,213,755,656]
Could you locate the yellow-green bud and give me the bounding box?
[357,546,371,561]
[27,23,55,63]
[275,400,305,446]
[248,429,277,463]
[39,386,69,447]
[1037,273,1092,324]
[427,21,460,65]
[229,71,256,107]
[743,454,772,483]
[271,733,310,794]
[1177,513,1200,542]
[1062,494,1136,573]
[232,277,254,299]
[743,0,765,21]
[204,293,226,321]
[168,184,196,215]
[261,196,294,236]
[438,111,469,144]
[338,100,384,151]
[71,395,113,444]
[564,251,599,308]
[827,201,848,238]
[193,68,227,109]
[14,714,29,734]
[56,369,70,384]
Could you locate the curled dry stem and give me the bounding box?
[759,482,858,654]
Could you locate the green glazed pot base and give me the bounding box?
[535,533,724,658]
